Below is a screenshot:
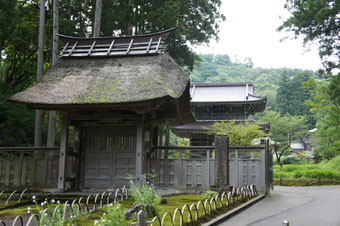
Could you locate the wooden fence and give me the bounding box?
[150,143,272,192]
[0,147,59,189]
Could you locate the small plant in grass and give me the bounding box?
[201,190,218,200]
[31,196,79,226]
[94,203,126,226]
[128,172,161,217]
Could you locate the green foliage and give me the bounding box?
[208,121,265,146]
[95,203,126,226]
[282,156,299,165]
[304,76,340,159]
[201,190,218,200]
[259,110,308,162]
[0,94,35,146]
[274,178,340,186]
[273,162,340,179]
[279,0,340,71]
[276,72,315,126]
[60,0,225,70]
[128,173,161,217]
[319,155,340,172]
[31,197,80,226]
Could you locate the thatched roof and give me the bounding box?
[9,54,189,108]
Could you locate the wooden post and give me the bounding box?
[178,150,182,188]
[164,126,170,186]
[58,113,68,190]
[73,127,80,190]
[206,150,210,188]
[136,119,144,185]
[236,149,239,187]
[264,138,270,197]
[158,126,163,158]
[137,210,146,226]
[226,139,230,185]
[15,152,24,187]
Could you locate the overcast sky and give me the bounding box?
[193,0,323,71]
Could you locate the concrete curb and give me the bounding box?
[202,195,266,226]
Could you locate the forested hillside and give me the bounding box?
[190,54,319,111]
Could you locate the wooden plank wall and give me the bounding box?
[0,152,59,189]
[150,148,266,191]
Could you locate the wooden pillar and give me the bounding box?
[164,126,170,186]
[214,135,229,186]
[58,113,69,190]
[136,118,144,185]
[158,126,163,158]
[265,138,270,197]
[73,126,80,190]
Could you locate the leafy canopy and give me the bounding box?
[260,110,308,145]
[304,76,340,159]
[279,0,340,71]
[208,121,265,146]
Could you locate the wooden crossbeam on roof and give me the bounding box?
[87,41,96,56]
[58,28,174,58]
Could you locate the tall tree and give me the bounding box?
[276,72,291,114]
[47,0,59,148]
[93,0,102,37]
[304,76,340,159]
[35,0,45,147]
[99,0,225,70]
[0,0,17,53]
[276,71,315,126]
[260,111,308,163]
[279,0,340,71]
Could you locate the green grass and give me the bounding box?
[70,194,252,226]
[274,178,340,186]
[273,155,340,186]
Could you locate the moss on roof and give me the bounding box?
[9,54,189,107]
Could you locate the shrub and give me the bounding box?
[30,196,79,226]
[201,190,218,200]
[282,157,298,164]
[273,171,292,178]
[303,169,340,179]
[95,203,126,226]
[128,173,161,217]
[281,165,300,172]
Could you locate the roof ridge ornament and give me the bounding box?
[58,28,175,58]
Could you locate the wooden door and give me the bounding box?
[83,127,136,189]
[112,127,136,187]
[84,128,114,188]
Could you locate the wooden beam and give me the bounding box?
[58,113,69,190]
[135,118,144,185]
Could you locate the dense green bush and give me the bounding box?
[282,157,299,164]
[128,173,161,218]
[201,190,218,200]
[95,203,126,226]
[273,171,292,178]
[274,161,340,180]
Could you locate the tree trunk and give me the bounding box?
[47,0,59,148]
[93,0,102,37]
[127,0,134,35]
[35,0,45,150]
